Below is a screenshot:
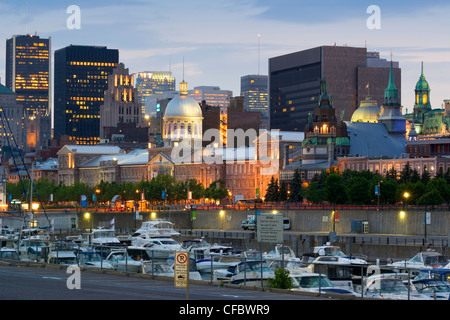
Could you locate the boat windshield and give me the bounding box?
[415,281,450,293]
[369,279,409,294]
[94,231,115,238]
[239,261,270,273]
[324,247,346,257]
[159,240,179,245]
[293,276,334,288]
[80,253,102,262]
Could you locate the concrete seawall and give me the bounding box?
[2,207,448,261]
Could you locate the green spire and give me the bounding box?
[319,78,332,108]
[384,59,399,106]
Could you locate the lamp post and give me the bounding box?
[403,192,409,210]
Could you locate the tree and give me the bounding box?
[279,181,288,202]
[205,179,228,202]
[421,166,431,185]
[399,162,412,184]
[418,189,445,207]
[305,181,323,204]
[267,268,293,289]
[345,175,372,204]
[265,176,280,202]
[289,169,304,202]
[324,173,347,204]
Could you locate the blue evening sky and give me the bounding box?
[1,0,450,112]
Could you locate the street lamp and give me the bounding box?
[220,210,225,230]
[403,192,409,210]
[84,211,92,232]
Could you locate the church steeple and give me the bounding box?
[384,59,399,106]
[414,61,431,110]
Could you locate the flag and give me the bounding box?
[110,218,115,230]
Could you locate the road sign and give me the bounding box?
[174,251,189,288]
[256,213,283,243]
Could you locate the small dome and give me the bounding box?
[164,94,203,119]
[415,62,430,91]
[351,97,381,123]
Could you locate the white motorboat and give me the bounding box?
[105,249,143,273]
[309,244,367,265]
[387,249,449,270]
[132,219,180,239]
[290,273,357,297]
[128,237,182,260]
[363,273,432,300]
[47,250,78,265]
[267,260,312,275]
[209,243,241,257]
[89,228,122,247]
[412,278,450,300]
[264,245,301,262]
[181,238,211,261]
[141,259,203,281]
[77,251,114,269]
[229,260,275,287]
[196,256,240,274]
[16,238,48,261]
[0,247,19,260]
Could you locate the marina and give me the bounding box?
[1,214,449,300]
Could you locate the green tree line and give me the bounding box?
[265,163,450,207]
[6,174,229,206]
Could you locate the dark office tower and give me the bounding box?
[269,46,401,131]
[5,34,51,152]
[54,45,119,145]
[240,74,268,128]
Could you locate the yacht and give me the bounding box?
[77,251,113,269]
[209,243,241,257]
[0,247,19,260]
[141,259,202,280]
[181,237,211,261]
[132,219,180,240]
[290,273,357,297]
[307,244,367,265]
[89,228,122,247]
[264,245,301,262]
[229,260,275,287]
[412,278,450,300]
[196,256,240,274]
[105,249,143,273]
[387,249,449,270]
[128,237,181,260]
[362,273,432,300]
[16,238,48,261]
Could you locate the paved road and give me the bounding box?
[0,264,321,301]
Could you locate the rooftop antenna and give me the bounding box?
[182,56,185,81]
[257,34,260,75]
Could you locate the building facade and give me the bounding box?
[240,74,268,128]
[5,34,51,152]
[53,45,119,145]
[269,45,401,131]
[134,71,176,116]
[188,86,232,108]
[100,63,146,142]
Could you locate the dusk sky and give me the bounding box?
[1,0,450,113]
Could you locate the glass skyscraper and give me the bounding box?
[6,34,51,117]
[5,34,51,152]
[240,74,268,127]
[134,72,176,116]
[54,45,119,145]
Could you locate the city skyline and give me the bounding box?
[0,1,450,119]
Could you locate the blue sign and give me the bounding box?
[92,193,96,202]
[162,190,166,200]
[375,185,379,196]
[81,195,87,208]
